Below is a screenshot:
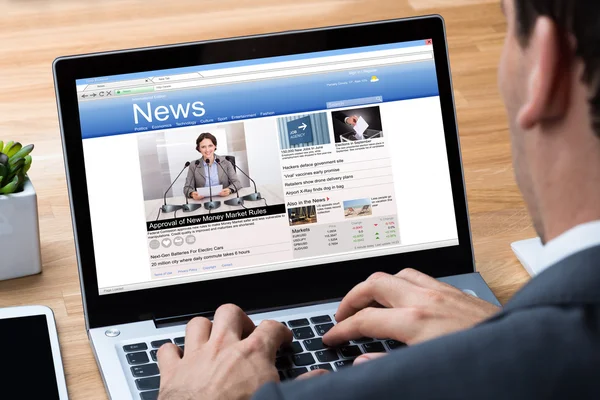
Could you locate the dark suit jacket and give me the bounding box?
[254,245,600,399]
[183,156,242,198]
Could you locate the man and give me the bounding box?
[157,0,600,398]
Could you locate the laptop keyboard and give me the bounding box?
[121,313,406,400]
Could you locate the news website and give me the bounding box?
[76,39,459,295]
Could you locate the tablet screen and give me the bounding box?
[0,315,60,398]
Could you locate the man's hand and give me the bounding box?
[324,268,500,349]
[219,188,232,197]
[191,192,204,201]
[345,115,359,126]
[157,304,292,400]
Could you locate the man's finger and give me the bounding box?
[395,268,453,291]
[353,352,387,366]
[184,316,212,353]
[296,369,329,380]
[210,304,256,345]
[244,320,292,359]
[324,307,414,346]
[335,272,420,322]
[157,343,182,373]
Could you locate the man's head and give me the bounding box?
[498,0,600,243]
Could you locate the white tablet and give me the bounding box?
[0,305,69,399]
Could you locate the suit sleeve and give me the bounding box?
[183,166,196,198]
[225,162,243,192]
[253,305,600,400]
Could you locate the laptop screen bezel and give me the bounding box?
[53,15,475,329]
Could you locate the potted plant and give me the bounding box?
[0,141,42,280]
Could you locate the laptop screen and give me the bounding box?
[75,39,459,295]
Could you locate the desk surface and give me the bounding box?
[0,0,533,398]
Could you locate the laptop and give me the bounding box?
[53,15,500,400]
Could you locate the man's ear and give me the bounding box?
[517,16,571,130]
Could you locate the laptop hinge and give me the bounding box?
[154,311,216,329]
[153,298,342,329]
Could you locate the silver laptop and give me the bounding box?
[53,16,500,400]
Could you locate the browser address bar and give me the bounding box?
[153,52,433,92]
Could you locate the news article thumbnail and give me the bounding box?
[137,121,286,231]
[331,105,384,143]
[287,205,318,226]
[277,112,331,150]
[343,198,372,219]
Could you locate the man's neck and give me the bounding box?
[537,140,600,242]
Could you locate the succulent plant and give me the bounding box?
[0,141,34,195]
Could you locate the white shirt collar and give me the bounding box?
[539,220,600,270]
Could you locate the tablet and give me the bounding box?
[0,305,69,399]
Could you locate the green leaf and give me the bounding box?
[24,155,32,166]
[0,142,3,153]
[5,142,21,158]
[23,162,31,175]
[0,152,8,166]
[16,173,25,191]
[0,161,7,179]
[0,175,19,194]
[3,141,14,154]
[9,144,33,163]
[10,158,25,173]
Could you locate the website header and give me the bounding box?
[79,58,438,139]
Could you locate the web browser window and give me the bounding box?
[76,39,459,295]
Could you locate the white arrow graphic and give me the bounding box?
[298,123,307,131]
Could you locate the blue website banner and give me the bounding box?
[79,60,439,139]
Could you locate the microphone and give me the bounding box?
[161,161,190,213]
[233,160,263,202]
[203,158,221,211]
[182,160,203,212]
[215,158,244,207]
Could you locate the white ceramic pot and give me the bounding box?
[0,178,42,280]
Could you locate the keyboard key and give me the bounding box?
[363,342,385,353]
[276,356,292,370]
[334,359,355,369]
[279,341,303,355]
[136,376,160,391]
[151,339,172,348]
[340,345,362,358]
[315,323,334,336]
[131,363,159,378]
[288,318,310,328]
[123,343,148,352]
[292,326,315,340]
[310,315,332,324]
[352,337,373,344]
[315,349,339,363]
[386,340,406,350]
[126,351,149,365]
[278,371,286,382]
[140,390,159,400]
[286,367,308,379]
[293,353,315,366]
[150,350,158,361]
[310,363,333,371]
[303,338,326,351]
[174,337,185,345]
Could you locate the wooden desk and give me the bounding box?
[0,0,533,398]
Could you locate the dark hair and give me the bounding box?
[196,132,217,150]
[514,0,600,136]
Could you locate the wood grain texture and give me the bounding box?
[0,0,533,398]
